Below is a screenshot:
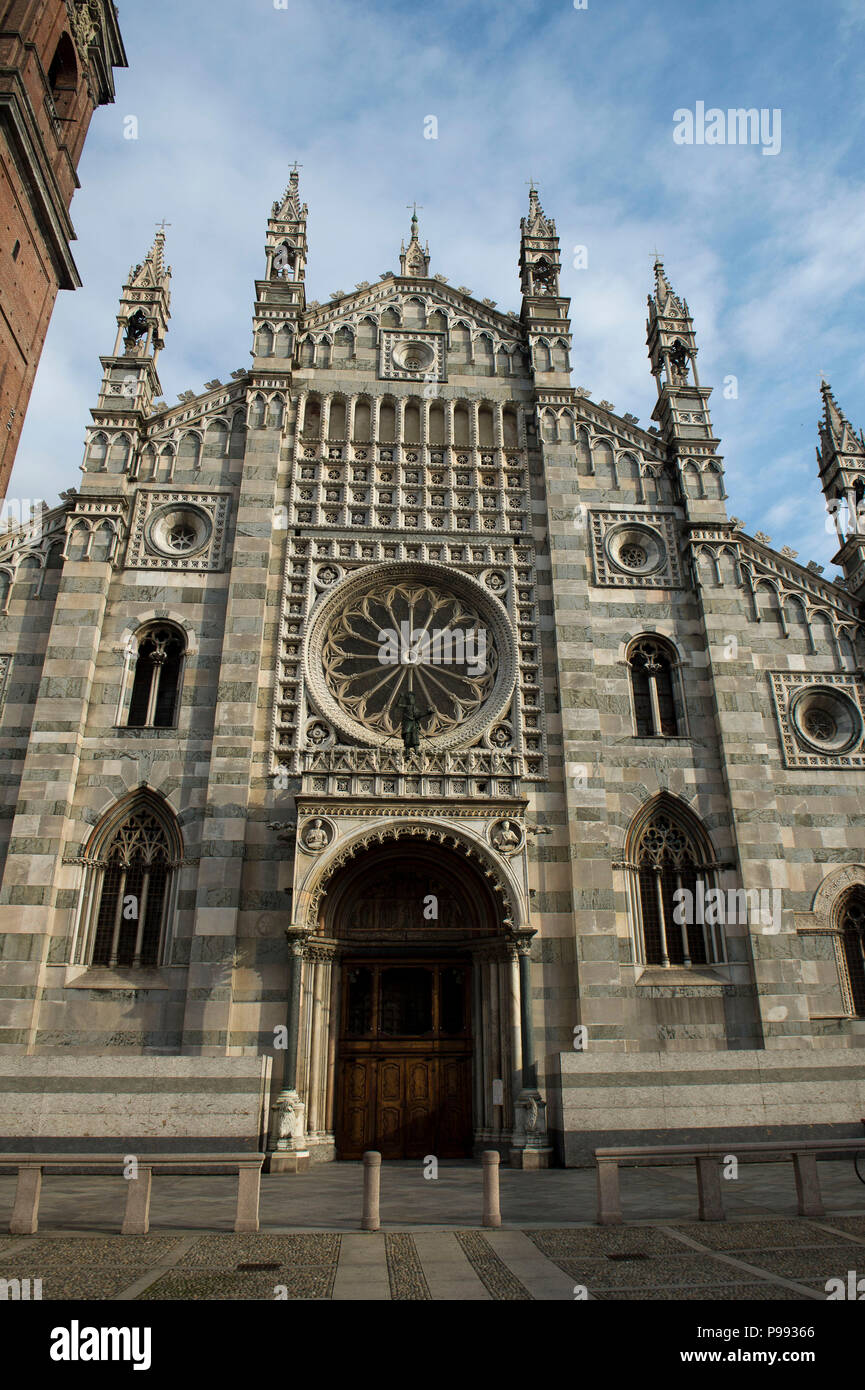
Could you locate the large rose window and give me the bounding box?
[305,563,516,750]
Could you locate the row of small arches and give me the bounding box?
[299,394,522,448]
[85,410,255,478]
[747,574,862,665]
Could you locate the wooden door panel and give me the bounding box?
[405,1058,435,1158]
[338,1059,372,1158]
[438,1057,471,1157]
[376,1059,405,1157]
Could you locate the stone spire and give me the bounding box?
[646,257,725,517]
[519,184,561,300]
[272,166,308,226]
[523,183,554,238]
[818,380,865,463]
[94,227,172,417]
[517,184,574,421]
[79,226,172,483]
[399,205,430,277]
[816,383,865,586]
[128,227,171,292]
[266,165,308,287]
[252,167,307,369]
[651,257,687,319]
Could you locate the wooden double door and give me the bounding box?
[336,960,473,1159]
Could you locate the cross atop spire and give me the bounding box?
[650,256,685,318]
[523,181,552,235]
[272,163,308,222]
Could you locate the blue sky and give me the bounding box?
[11,0,865,573]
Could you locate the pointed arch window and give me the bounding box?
[628,636,681,736]
[626,799,725,967]
[76,798,182,969]
[125,624,186,728]
[840,892,865,1016]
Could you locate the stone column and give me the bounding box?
[489,958,502,1143]
[470,400,481,450]
[497,950,515,1133]
[269,924,312,1172]
[509,929,552,1169]
[321,394,333,443]
[471,954,484,1147]
[519,950,538,1090]
[306,941,336,1138]
[324,952,342,1147]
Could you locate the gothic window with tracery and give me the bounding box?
[634,808,721,966]
[629,637,680,737]
[126,624,185,728]
[840,892,865,1016]
[89,808,175,968]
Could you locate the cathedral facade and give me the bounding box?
[0,173,864,1167]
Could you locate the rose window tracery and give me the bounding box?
[305,563,517,750]
[320,580,497,740]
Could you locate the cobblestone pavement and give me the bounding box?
[0,1162,863,1301]
[1,1216,864,1300]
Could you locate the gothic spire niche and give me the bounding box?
[254,166,308,366]
[646,257,726,516]
[84,228,172,471]
[817,381,865,595]
[518,184,572,388]
[399,206,431,278]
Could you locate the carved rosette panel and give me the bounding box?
[769,671,865,769]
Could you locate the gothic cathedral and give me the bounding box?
[1,172,864,1167]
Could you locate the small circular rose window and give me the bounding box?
[605,523,666,576]
[790,686,862,755]
[393,340,436,373]
[619,544,648,569]
[145,504,212,559]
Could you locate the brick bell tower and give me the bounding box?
[0,1,127,497]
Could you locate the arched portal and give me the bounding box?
[295,833,522,1161]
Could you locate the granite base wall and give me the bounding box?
[0,1056,273,1155]
[549,1048,865,1166]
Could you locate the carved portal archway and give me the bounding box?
[296,819,526,937]
[293,832,524,1160]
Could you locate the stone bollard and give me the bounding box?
[362,1150,381,1231]
[482,1150,501,1228]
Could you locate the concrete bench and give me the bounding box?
[3,1153,265,1236]
[594,1137,865,1225]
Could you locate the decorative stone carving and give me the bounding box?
[304,720,333,749]
[490,817,524,854]
[270,1090,306,1150]
[299,817,334,852]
